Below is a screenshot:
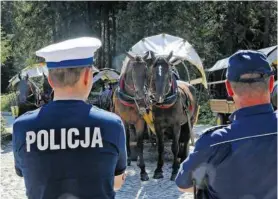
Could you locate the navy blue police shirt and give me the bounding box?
[12,100,127,199]
[176,103,277,199]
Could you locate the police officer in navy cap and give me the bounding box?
[175,50,277,198]
[12,37,127,199]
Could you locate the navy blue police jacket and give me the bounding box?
[175,103,277,199]
[12,100,127,199]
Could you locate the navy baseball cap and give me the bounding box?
[226,50,274,82]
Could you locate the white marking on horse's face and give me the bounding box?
[158,65,162,76]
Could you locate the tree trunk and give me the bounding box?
[100,4,105,69]
[107,9,111,68]
[112,7,117,59]
[263,2,270,47]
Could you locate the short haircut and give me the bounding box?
[48,67,86,87]
[230,73,270,96]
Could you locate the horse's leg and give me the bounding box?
[153,124,164,179]
[135,119,149,181]
[179,123,190,162]
[170,124,181,181]
[125,123,132,166]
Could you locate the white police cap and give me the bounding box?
[35,37,102,71]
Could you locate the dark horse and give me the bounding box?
[147,51,198,181]
[16,73,40,118]
[112,52,151,181]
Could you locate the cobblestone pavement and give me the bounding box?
[1,125,211,199]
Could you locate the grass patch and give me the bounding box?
[1,116,12,143]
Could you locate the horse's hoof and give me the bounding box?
[153,172,163,179]
[141,173,149,181]
[170,173,177,181]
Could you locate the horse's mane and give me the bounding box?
[120,57,130,75]
[28,79,40,92]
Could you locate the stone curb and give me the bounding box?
[1,112,12,116]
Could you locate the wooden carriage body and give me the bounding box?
[207,45,277,125]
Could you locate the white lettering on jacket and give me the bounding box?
[25,127,103,152]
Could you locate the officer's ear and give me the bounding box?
[225,80,234,97]
[269,75,274,93]
[47,75,55,89]
[83,67,92,86]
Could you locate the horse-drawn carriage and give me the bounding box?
[8,63,53,118]
[206,45,277,125]
[90,68,120,109]
[110,33,208,181]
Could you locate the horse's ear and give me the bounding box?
[142,51,149,61]
[150,51,156,61]
[26,74,29,80]
[43,73,47,78]
[125,51,135,60]
[18,73,22,80]
[166,51,173,62]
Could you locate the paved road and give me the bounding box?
[1,119,210,199]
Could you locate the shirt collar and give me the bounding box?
[229,103,274,121]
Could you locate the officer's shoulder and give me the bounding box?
[200,125,228,137]
[195,125,229,149]
[89,106,123,126]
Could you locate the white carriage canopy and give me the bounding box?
[124,33,208,89]
[206,45,277,73]
[8,63,48,87]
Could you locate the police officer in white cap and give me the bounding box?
[12,37,127,199]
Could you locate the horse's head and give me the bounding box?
[125,52,149,99]
[149,51,173,103]
[42,73,53,102]
[17,73,33,104]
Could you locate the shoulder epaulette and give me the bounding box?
[201,125,228,136]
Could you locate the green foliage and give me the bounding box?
[1,115,6,134]
[1,115,7,139]
[1,115,12,143]
[1,1,277,97]
[1,93,17,112]
[1,26,12,64]
[197,101,216,125]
